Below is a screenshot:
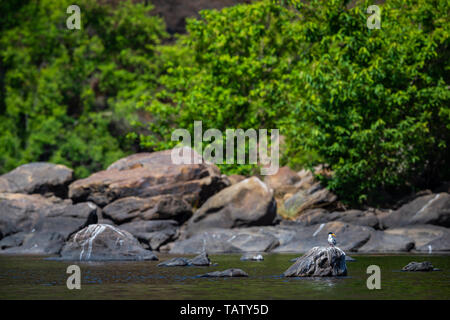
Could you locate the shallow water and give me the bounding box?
[0,253,449,299]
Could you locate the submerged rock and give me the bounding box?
[402,261,436,272]
[284,246,347,277]
[189,252,211,266]
[60,224,157,261]
[158,257,190,267]
[199,268,248,278]
[158,252,211,267]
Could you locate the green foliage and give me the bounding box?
[1,0,448,204]
[141,0,449,203]
[141,0,323,175]
[0,0,167,177]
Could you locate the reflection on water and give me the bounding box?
[0,253,449,299]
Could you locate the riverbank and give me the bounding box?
[1,147,449,258]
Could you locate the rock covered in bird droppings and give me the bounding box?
[60,224,158,261]
[284,246,347,277]
[199,268,248,277]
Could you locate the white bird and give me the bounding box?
[328,232,337,247]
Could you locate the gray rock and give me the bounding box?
[158,257,190,267]
[157,252,211,267]
[0,232,27,250]
[294,208,381,229]
[357,230,415,252]
[272,221,373,253]
[59,224,158,261]
[170,228,280,254]
[199,268,248,277]
[119,220,179,250]
[284,246,347,277]
[358,224,450,252]
[2,232,65,255]
[0,163,73,197]
[402,261,435,272]
[183,177,277,238]
[381,193,450,228]
[0,193,99,254]
[189,252,211,266]
[103,195,192,224]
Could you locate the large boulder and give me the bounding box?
[283,183,337,217]
[0,163,73,197]
[264,166,301,198]
[356,224,450,253]
[170,228,280,254]
[356,230,415,252]
[119,220,179,250]
[380,193,450,228]
[0,193,100,254]
[295,208,381,229]
[60,224,157,261]
[183,177,277,238]
[383,225,450,252]
[284,246,347,277]
[103,195,192,224]
[227,174,246,185]
[68,148,229,207]
[272,221,373,253]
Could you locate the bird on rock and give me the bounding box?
[328,232,337,247]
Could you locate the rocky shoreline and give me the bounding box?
[0,148,449,260]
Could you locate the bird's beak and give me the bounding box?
[332,233,336,237]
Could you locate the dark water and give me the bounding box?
[0,253,449,299]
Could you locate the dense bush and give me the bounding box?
[1,0,448,204]
[140,0,449,203]
[0,0,166,177]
